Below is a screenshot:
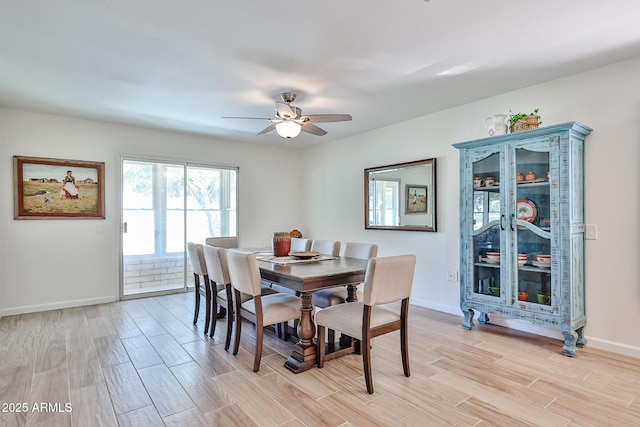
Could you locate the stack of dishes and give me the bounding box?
[483,252,500,263]
[517,254,527,266]
[533,254,551,268]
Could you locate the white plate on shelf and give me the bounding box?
[532,260,551,268]
[481,257,500,264]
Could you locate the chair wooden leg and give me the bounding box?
[276,323,282,339]
[283,321,289,341]
[327,329,335,352]
[193,274,200,325]
[224,309,233,350]
[224,285,233,351]
[401,300,410,377]
[362,333,373,394]
[253,314,264,373]
[317,325,326,368]
[209,281,219,338]
[203,275,211,335]
[363,306,374,394]
[232,290,242,356]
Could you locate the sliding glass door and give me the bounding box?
[120,157,237,297]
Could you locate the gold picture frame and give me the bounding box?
[14,156,105,219]
[406,184,428,214]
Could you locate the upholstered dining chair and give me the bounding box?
[310,239,341,257]
[312,242,378,346]
[290,237,312,252]
[203,245,234,347]
[204,237,238,319]
[204,237,281,338]
[186,242,212,335]
[316,254,416,394]
[226,250,302,372]
[205,236,238,249]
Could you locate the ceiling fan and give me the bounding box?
[223,92,352,139]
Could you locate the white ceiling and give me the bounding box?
[2,1,640,148]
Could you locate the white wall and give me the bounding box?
[0,109,303,314]
[302,56,640,357]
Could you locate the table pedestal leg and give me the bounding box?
[284,292,317,373]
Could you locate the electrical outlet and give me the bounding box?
[447,271,459,282]
[585,224,597,240]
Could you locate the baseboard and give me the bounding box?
[584,337,640,359]
[409,297,640,359]
[1,296,117,316]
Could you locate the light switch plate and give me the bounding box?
[585,224,597,240]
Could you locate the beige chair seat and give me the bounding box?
[316,302,399,340]
[240,293,300,327]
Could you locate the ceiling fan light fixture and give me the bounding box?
[275,121,301,138]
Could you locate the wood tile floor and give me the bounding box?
[1,292,640,426]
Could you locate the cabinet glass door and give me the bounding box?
[513,146,553,307]
[470,150,504,299]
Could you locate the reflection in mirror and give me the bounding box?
[365,158,436,232]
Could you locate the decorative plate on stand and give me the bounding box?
[516,199,537,223]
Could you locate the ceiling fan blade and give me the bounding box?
[275,101,297,119]
[222,116,272,120]
[257,124,277,135]
[301,122,327,136]
[301,114,352,123]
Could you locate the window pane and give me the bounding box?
[187,167,221,209]
[186,210,221,243]
[228,170,237,209]
[489,192,501,213]
[165,165,185,209]
[123,162,153,209]
[166,210,185,253]
[123,210,154,255]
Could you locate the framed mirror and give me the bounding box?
[365,158,436,232]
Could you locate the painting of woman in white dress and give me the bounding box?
[61,170,79,199]
[14,156,104,218]
[406,184,428,214]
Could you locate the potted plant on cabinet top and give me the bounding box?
[509,109,542,133]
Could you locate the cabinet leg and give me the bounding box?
[576,327,586,348]
[478,312,489,324]
[561,330,578,357]
[462,309,475,330]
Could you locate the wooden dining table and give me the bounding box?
[257,256,368,373]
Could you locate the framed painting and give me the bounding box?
[14,156,105,219]
[406,184,428,214]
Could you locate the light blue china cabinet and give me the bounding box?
[453,122,592,356]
